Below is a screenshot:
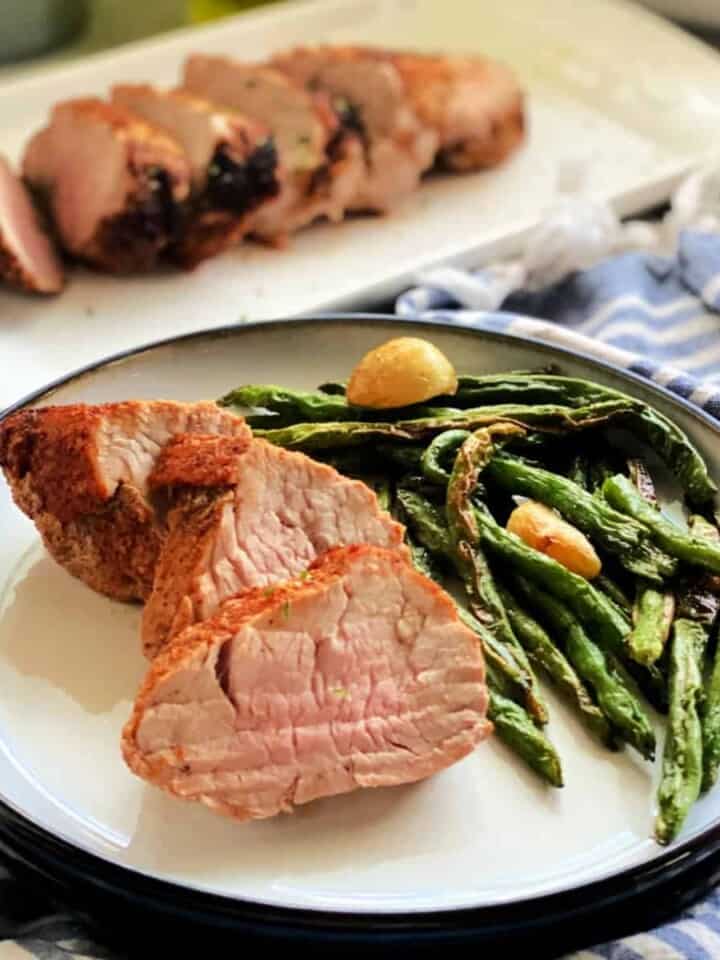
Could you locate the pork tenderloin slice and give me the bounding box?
[110,86,280,266]
[124,544,491,821]
[184,57,327,171]
[22,99,191,273]
[0,155,64,295]
[0,401,249,600]
[275,46,524,173]
[142,435,407,656]
[183,56,363,239]
[271,48,438,212]
[345,48,525,172]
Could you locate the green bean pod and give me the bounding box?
[628,587,675,666]
[656,619,707,844]
[445,425,550,726]
[472,504,631,656]
[497,584,615,748]
[511,576,656,760]
[420,429,470,485]
[254,397,634,451]
[487,455,676,583]
[487,686,564,788]
[429,373,716,504]
[603,475,720,574]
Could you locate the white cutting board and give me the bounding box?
[2,0,720,409]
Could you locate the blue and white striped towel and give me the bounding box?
[396,236,720,412]
[395,206,720,960]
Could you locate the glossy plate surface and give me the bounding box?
[1,317,720,918]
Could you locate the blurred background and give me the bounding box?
[0,0,281,73]
[1,0,719,78]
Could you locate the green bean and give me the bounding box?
[622,452,675,666]
[254,398,634,451]
[404,530,444,583]
[702,642,720,792]
[603,475,720,574]
[504,431,564,461]
[628,588,675,666]
[430,373,716,504]
[420,429,469,485]
[622,658,669,715]
[445,425,550,726]
[375,443,425,473]
[568,453,590,490]
[487,687,564,788]
[455,607,546,714]
[399,454,548,723]
[403,537,555,776]
[313,448,383,475]
[656,619,707,844]
[397,487,544,719]
[497,584,615,748]
[595,575,633,617]
[627,458,657,505]
[676,516,720,625]
[673,517,720,793]
[396,488,452,558]
[220,384,355,422]
[511,576,655,760]
[472,504,631,656]
[444,374,598,408]
[369,476,391,512]
[632,405,716,506]
[487,455,676,583]
[588,456,624,494]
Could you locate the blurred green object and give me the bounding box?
[189,0,284,22]
[0,0,88,63]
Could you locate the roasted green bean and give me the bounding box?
[487,455,676,583]
[497,584,615,748]
[603,475,720,573]
[656,619,707,844]
[511,576,655,760]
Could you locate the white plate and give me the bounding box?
[2,0,720,410]
[1,316,720,918]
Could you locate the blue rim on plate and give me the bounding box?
[2,314,720,954]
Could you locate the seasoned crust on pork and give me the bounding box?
[183,56,363,240]
[0,401,249,601]
[384,51,524,171]
[271,47,438,212]
[273,46,524,176]
[123,544,491,821]
[22,99,192,273]
[271,47,437,212]
[346,47,525,171]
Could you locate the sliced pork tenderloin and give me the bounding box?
[0,402,249,601]
[142,434,407,657]
[0,155,64,295]
[22,99,191,273]
[124,544,491,821]
[110,86,279,267]
[274,47,524,176]
[271,47,438,212]
[348,48,525,172]
[183,56,363,241]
